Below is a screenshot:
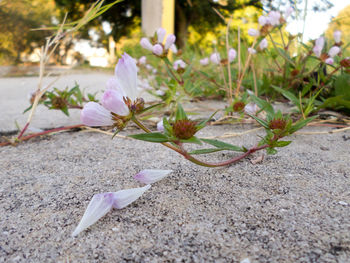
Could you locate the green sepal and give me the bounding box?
[247,113,269,129]
[175,104,187,121]
[196,110,218,131]
[128,132,169,143]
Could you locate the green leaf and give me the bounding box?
[23,104,33,114]
[128,132,169,143]
[274,141,292,147]
[246,113,269,129]
[189,148,225,155]
[271,85,299,106]
[162,117,173,136]
[139,103,164,114]
[180,136,202,145]
[201,138,243,152]
[196,110,218,130]
[289,115,317,134]
[175,104,187,121]
[266,147,277,155]
[249,94,274,117]
[61,105,69,116]
[335,74,350,100]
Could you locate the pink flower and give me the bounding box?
[134,169,172,184]
[156,27,166,43]
[165,34,176,50]
[170,44,178,54]
[328,46,340,57]
[81,53,139,126]
[258,16,268,26]
[268,11,281,26]
[248,28,259,37]
[210,52,221,64]
[173,59,186,70]
[325,58,334,65]
[248,48,256,55]
[313,37,325,58]
[72,185,151,236]
[138,56,146,65]
[259,38,268,50]
[228,48,237,62]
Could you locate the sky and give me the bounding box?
[286,0,349,41]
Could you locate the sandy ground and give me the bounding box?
[0,73,350,262]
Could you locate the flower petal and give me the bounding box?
[140,38,153,51]
[115,53,138,101]
[134,169,172,184]
[72,192,115,237]
[101,89,130,116]
[165,34,176,50]
[112,185,151,209]
[156,27,166,43]
[81,102,113,127]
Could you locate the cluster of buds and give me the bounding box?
[173,59,187,73]
[200,48,237,66]
[313,34,342,65]
[258,7,293,36]
[140,28,178,57]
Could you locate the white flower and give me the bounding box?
[71,185,150,236]
[328,46,341,57]
[173,59,186,70]
[259,38,268,50]
[248,28,259,37]
[228,48,237,62]
[248,48,256,55]
[210,52,221,64]
[134,169,172,184]
[199,57,209,66]
[333,30,341,44]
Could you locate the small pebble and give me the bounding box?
[240,258,251,263]
[338,201,348,206]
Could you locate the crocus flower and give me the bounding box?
[200,57,209,66]
[248,28,259,37]
[157,27,166,43]
[258,16,268,26]
[325,58,334,65]
[328,46,340,57]
[72,185,151,236]
[259,38,268,50]
[333,30,341,44]
[210,52,221,64]
[81,53,138,126]
[173,59,186,70]
[248,48,256,55]
[268,11,281,26]
[134,169,172,184]
[228,48,237,62]
[153,44,164,56]
[140,38,153,51]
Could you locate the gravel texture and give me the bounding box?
[1,124,349,262]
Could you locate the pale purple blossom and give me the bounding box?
[72,185,151,236]
[152,44,164,56]
[134,169,172,184]
[325,58,334,65]
[248,48,256,55]
[268,11,281,26]
[156,27,166,43]
[328,46,341,57]
[157,119,164,132]
[333,30,341,44]
[165,34,176,50]
[173,59,186,70]
[210,52,221,64]
[313,37,325,58]
[155,90,165,96]
[248,28,259,37]
[284,6,293,19]
[244,103,258,115]
[170,44,178,54]
[140,38,153,51]
[259,38,268,50]
[138,56,146,65]
[228,48,237,62]
[200,57,209,66]
[258,16,268,26]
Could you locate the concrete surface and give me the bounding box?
[0,73,350,262]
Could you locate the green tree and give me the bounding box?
[0,0,56,64]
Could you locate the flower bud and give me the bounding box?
[173,59,186,71]
[248,48,256,55]
[200,57,209,66]
[268,11,281,26]
[259,38,268,50]
[173,119,197,139]
[138,56,146,65]
[325,58,334,65]
[210,52,221,64]
[248,28,259,37]
[228,48,237,62]
[269,118,287,130]
[258,16,268,26]
[51,97,66,110]
[170,44,178,54]
[328,46,341,58]
[140,38,153,51]
[165,34,176,50]
[152,44,163,56]
[333,30,341,44]
[156,27,166,43]
[233,101,245,112]
[340,58,350,68]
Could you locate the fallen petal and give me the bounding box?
[134,169,172,184]
[113,185,151,209]
[72,192,115,237]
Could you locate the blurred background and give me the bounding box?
[0,0,348,71]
